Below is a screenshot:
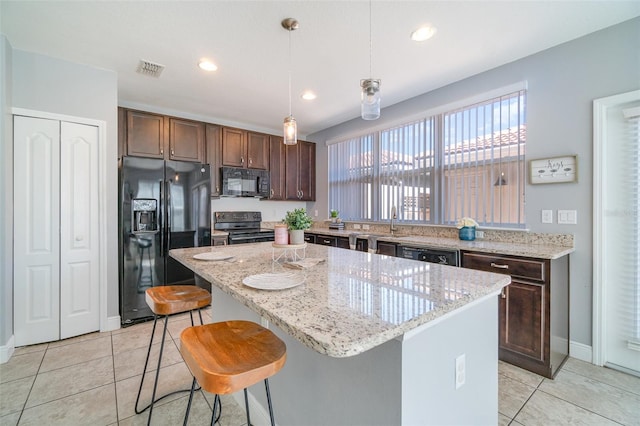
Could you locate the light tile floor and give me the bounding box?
[1,311,639,425]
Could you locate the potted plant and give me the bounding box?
[330,209,339,222]
[283,208,313,244]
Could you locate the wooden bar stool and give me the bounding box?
[134,285,211,425]
[180,320,287,426]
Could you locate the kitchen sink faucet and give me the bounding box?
[390,206,398,235]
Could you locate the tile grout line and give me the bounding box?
[534,387,628,425]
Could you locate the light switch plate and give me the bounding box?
[558,210,577,224]
[541,210,553,224]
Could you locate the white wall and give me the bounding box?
[0,35,14,356]
[10,49,119,322]
[308,17,640,350]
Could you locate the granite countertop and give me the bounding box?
[305,229,574,260]
[171,243,510,358]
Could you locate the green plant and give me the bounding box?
[330,209,339,218]
[283,208,313,231]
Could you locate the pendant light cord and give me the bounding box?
[288,27,292,117]
[369,0,372,79]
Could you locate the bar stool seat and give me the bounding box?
[180,320,287,426]
[135,285,211,425]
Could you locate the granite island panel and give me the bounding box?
[170,243,510,425]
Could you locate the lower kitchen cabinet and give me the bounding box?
[377,242,398,256]
[460,251,569,378]
[315,235,337,247]
[303,233,316,244]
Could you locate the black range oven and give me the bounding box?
[214,211,275,245]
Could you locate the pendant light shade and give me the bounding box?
[361,79,381,120]
[282,18,298,145]
[361,1,381,120]
[283,115,297,145]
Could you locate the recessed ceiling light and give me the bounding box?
[198,60,218,72]
[301,91,317,100]
[411,25,437,42]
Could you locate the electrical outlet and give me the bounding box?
[260,317,270,328]
[314,210,318,217]
[353,224,361,230]
[455,354,466,389]
[362,224,370,230]
[542,210,553,224]
[475,230,484,239]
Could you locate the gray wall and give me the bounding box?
[0,35,14,351]
[8,49,119,331]
[308,17,640,349]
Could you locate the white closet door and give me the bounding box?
[59,122,100,339]
[14,116,61,346]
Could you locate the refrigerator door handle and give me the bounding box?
[159,181,164,255]
[166,180,171,255]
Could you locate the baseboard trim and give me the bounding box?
[104,315,121,332]
[0,335,15,364]
[569,340,592,363]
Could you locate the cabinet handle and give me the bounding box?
[270,189,274,196]
[241,156,244,164]
[323,239,331,244]
[160,149,164,155]
[249,158,252,166]
[216,185,219,193]
[491,262,509,269]
[501,288,507,298]
[171,149,174,155]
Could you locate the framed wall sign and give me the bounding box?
[529,155,577,184]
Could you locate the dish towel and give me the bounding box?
[283,258,326,269]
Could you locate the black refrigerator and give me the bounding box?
[119,156,211,325]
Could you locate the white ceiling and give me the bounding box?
[2,1,639,137]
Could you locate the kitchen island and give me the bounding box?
[171,243,511,425]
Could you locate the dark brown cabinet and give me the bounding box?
[121,108,204,163]
[269,136,286,200]
[377,242,398,256]
[460,251,569,378]
[221,127,268,170]
[315,235,338,246]
[285,140,316,201]
[206,124,222,197]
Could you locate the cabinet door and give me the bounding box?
[298,141,316,201]
[246,132,269,170]
[206,124,222,196]
[500,281,544,361]
[169,118,204,162]
[269,136,286,200]
[221,127,246,167]
[117,107,126,158]
[285,143,300,200]
[378,242,398,256]
[303,233,317,244]
[126,110,165,158]
[337,237,351,249]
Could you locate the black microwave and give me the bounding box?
[221,167,270,198]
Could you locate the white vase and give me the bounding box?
[289,229,305,245]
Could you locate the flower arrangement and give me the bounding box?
[330,209,339,218]
[283,208,313,231]
[456,217,479,229]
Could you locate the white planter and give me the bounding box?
[289,229,305,245]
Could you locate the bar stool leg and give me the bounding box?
[265,378,276,426]
[134,314,161,414]
[244,388,251,426]
[183,377,198,426]
[147,314,170,425]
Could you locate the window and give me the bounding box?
[328,89,526,228]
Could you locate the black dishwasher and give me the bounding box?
[397,245,460,266]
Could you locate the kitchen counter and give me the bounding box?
[171,243,510,357]
[305,228,574,259]
[170,243,510,425]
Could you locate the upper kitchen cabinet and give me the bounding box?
[206,124,222,197]
[285,140,316,201]
[269,136,286,200]
[221,127,269,170]
[120,108,205,163]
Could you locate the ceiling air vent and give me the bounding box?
[136,59,165,78]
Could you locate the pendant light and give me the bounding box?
[282,18,299,145]
[361,0,381,120]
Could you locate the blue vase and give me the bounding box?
[459,226,476,241]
